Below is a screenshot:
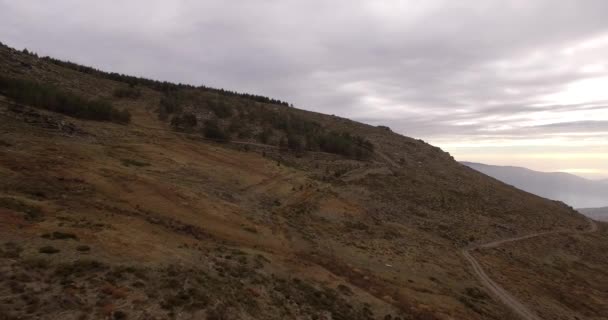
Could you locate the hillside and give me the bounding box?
[1,43,606,320]
[462,162,608,208]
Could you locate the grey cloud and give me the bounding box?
[1,0,608,170]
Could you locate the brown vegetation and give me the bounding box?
[0,41,604,320]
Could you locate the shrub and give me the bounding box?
[316,131,373,159]
[115,108,131,123]
[1,242,22,259]
[227,118,243,133]
[54,259,108,277]
[208,100,233,118]
[113,311,127,320]
[39,246,60,254]
[113,86,141,99]
[170,112,197,130]
[206,304,229,320]
[257,127,273,144]
[287,134,304,152]
[0,197,42,220]
[52,231,78,240]
[203,119,230,141]
[22,258,50,270]
[159,92,183,114]
[248,107,374,158]
[121,159,150,167]
[0,76,130,124]
[76,245,91,252]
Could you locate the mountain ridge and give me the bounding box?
[578,207,608,222]
[461,161,608,208]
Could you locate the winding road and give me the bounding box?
[462,218,598,320]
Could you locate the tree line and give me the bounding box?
[0,42,374,159]
[0,76,130,124]
[162,91,374,159]
[40,56,290,106]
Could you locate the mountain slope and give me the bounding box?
[0,43,606,320]
[462,162,608,208]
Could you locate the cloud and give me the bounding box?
[1,0,607,177]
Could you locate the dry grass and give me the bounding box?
[0,43,601,320]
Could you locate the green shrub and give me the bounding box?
[0,76,130,123]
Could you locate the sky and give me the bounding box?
[1,0,607,179]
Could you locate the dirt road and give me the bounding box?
[463,218,598,320]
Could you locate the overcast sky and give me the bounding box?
[1,0,607,179]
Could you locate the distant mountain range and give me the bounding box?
[578,207,608,222]
[462,162,608,208]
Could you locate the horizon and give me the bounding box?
[2,1,607,179]
[461,160,608,180]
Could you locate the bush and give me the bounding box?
[113,86,141,99]
[170,112,197,130]
[51,231,78,240]
[316,131,373,159]
[54,259,108,277]
[257,127,273,144]
[39,246,60,254]
[0,76,130,124]
[159,92,183,114]
[1,242,22,259]
[203,119,230,141]
[22,258,50,270]
[0,197,42,221]
[113,310,127,320]
[121,159,150,167]
[208,100,233,118]
[287,134,304,152]
[248,107,374,158]
[227,118,243,133]
[76,245,91,252]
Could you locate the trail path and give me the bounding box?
[463,218,598,320]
